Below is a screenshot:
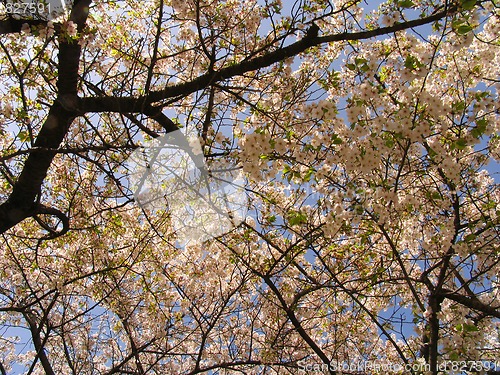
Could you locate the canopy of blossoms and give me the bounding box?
[0,0,499,374]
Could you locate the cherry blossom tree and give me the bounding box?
[0,0,499,374]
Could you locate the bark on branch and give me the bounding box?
[440,289,500,319]
[0,0,91,235]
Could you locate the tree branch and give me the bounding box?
[0,18,46,35]
[439,289,500,319]
[80,5,457,114]
[0,0,91,235]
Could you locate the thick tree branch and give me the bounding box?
[0,18,46,35]
[145,5,457,104]
[25,312,56,375]
[80,5,456,115]
[0,0,91,235]
[439,289,500,319]
[34,204,70,239]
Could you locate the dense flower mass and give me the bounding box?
[0,0,499,374]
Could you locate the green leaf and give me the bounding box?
[474,91,489,100]
[404,56,414,70]
[456,24,473,35]
[379,66,389,82]
[451,19,464,30]
[431,191,442,200]
[333,138,343,145]
[471,119,487,138]
[453,138,468,150]
[18,130,29,142]
[303,167,315,182]
[360,64,370,72]
[432,21,442,32]
[476,118,487,130]
[332,134,343,144]
[461,0,477,10]
[282,166,294,183]
[355,57,367,65]
[404,55,424,70]
[452,101,465,112]
[464,234,476,242]
[393,132,403,139]
[398,0,415,8]
[456,323,479,332]
[288,211,308,226]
